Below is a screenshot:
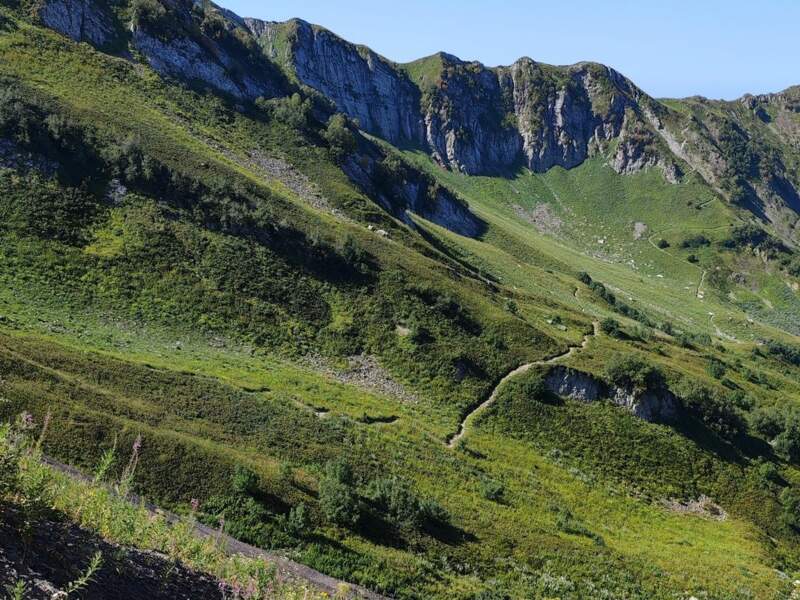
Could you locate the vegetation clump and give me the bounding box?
[604,354,664,392]
[676,381,747,440]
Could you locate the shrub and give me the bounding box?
[722,224,783,252]
[707,358,726,379]
[604,355,663,391]
[261,93,312,130]
[765,340,800,367]
[774,414,800,463]
[318,460,361,528]
[503,299,519,315]
[505,373,547,404]
[577,271,592,285]
[756,460,783,488]
[231,465,260,497]
[588,280,615,304]
[277,503,311,538]
[323,114,357,160]
[365,476,447,530]
[677,382,746,440]
[131,0,171,33]
[680,235,710,249]
[479,478,504,502]
[0,423,21,497]
[750,406,785,439]
[779,487,800,529]
[338,234,369,272]
[687,254,699,264]
[656,239,670,249]
[600,318,622,338]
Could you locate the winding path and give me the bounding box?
[446,320,599,448]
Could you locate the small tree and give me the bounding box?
[605,354,663,391]
[504,299,519,315]
[323,114,357,160]
[231,465,260,497]
[775,414,800,463]
[600,318,622,338]
[319,460,361,528]
[750,405,786,439]
[707,358,726,379]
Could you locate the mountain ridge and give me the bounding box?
[4,1,800,598]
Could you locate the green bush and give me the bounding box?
[365,476,447,531]
[318,460,361,528]
[479,478,504,502]
[504,373,547,404]
[0,423,21,497]
[677,381,746,440]
[779,487,800,529]
[277,502,311,538]
[680,235,710,249]
[750,406,785,439]
[231,465,260,497]
[600,318,622,338]
[323,114,357,160]
[707,358,726,379]
[259,93,312,130]
[604,355,663,391]
[131,0,170,33]
[765,340,800,367]
[774,414,800,463]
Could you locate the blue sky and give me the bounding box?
[220,0,798,100]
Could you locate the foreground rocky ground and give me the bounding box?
[1,505,224,600]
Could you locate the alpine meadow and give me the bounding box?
[2,1,800,599]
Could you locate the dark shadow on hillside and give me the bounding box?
[355,508,477,550]
[413,220,499,286]
[0,503,224,600]
[736,181,768,222]
[670,413,773,466]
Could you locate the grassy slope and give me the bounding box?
[1,8,800,599]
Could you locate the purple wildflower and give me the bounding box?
[19,411,34,430]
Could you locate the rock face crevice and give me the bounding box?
[544,365,679,424]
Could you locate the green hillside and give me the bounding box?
[2,2,800,599]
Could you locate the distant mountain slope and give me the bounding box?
[250,17,800,243]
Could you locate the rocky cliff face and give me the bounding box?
[647,90,800,241]
[40,0,287,102]
[249,22,665,177]
[129,0,286,102]
[38,0,115,46]
[544,365,679,424]
[247,19,425,145]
